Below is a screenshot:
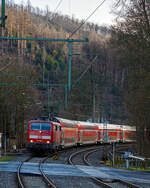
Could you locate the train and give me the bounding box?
[26,117,136,153]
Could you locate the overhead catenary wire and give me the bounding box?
[63,110,92,118]
[54,0,63,12]
[0,1,102,88]
[68,0,107,38]
[67,0,107,91]
[72,56,98,89]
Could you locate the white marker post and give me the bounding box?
[0,133,2,157]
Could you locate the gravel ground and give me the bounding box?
[47,175,102,188]
[22,174,49,188]
[0,153,32,188]
[86,150,105,166]
[0,172,17,188]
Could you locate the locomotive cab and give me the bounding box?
[26,120,53,152]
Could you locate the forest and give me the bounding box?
[0,0,150,156]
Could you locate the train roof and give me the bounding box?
[29,120,50,122]
[96,123,136,131]
[56,117,98,128]
[123,125,136,131]
[56,117,77,124]
[96,123,133,130]
[76,121,97,126]
[101,123,122,129]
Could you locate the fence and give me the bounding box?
[108,151,150,169]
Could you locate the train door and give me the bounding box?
[54,125,58,148]
[103,123,108,143]
[61,128,65,147]
[96,130,98,143]
[117,130,119,142]
[53,124,61,149]
[100,130,103,143]
[57,125,61,148]
[75,128,78,144]
[120,126,123,142]
[78,130,82,145]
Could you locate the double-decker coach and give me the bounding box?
[76,121,99,145]
[122,125,136,142]
[56,117,78,148]
[99,123,122,143]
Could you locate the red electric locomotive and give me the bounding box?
[26,118,61,152]
[26,117,136,153]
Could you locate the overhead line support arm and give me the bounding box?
[0,36,88,43]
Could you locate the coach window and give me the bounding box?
[59,126,61,131]
[55,126,57,131]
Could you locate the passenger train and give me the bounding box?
[26,117,136,152]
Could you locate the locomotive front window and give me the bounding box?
[31,123,41,130]
[31,123,51,131]
[41,123,51,131]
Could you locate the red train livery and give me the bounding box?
[26,117,136,152]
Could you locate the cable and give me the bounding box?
[72,56,97,89]
[62,110,91,118]
[69,0,107,38]
[54,0,63,12]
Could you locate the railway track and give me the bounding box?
[17,156,33,188]
[17,154,58,188]
[68,146,141,188]
[39,154,57,188]
[17,144,139,188]
[83,149,141,188]
[68,145,104,165]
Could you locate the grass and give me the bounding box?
[122,167,150,172]
[106,158,150,172]
[0,155,17,162]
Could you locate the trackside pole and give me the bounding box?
[112,142,115,166]
[68,41,72,92]
[0,133,2,157]
[1,0,6,27]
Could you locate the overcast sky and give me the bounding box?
[13,0,116,26]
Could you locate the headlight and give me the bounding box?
[46,141,50,143]
[30,140,33,143]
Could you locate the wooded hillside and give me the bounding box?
[0,0,149,156]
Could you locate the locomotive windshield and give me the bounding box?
[31,123,51,131]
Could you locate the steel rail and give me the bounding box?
[39,154,58,188]
[17,156,33,188]
[118,179,141,188]
[83,149,140,188]
[68,146,112,188]
[17,148,79,188]
[68,146,101,165]
[17,161,25,188]
[83,148,100,166]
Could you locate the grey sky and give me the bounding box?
[14,0,116,25]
